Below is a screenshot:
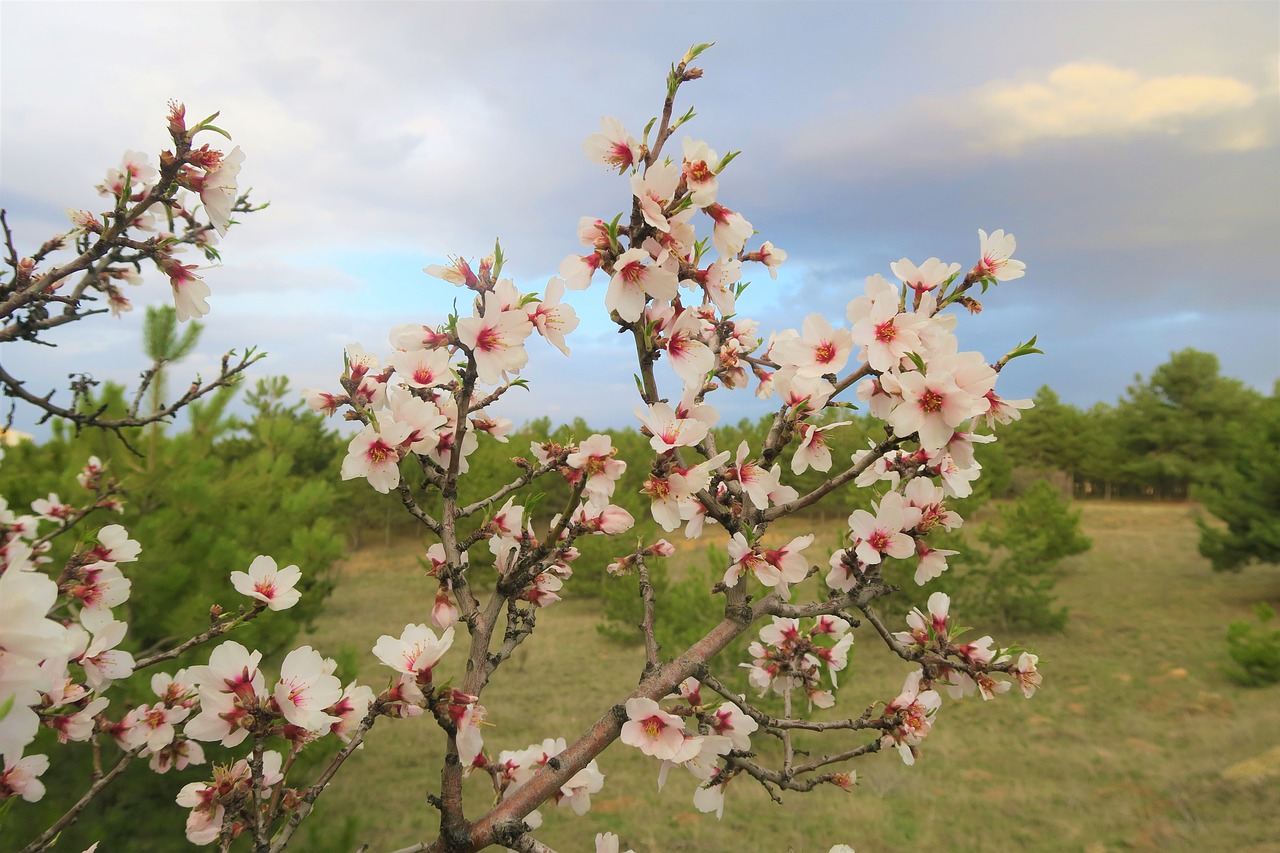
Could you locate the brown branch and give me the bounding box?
[857,602,920,663]
[134,602,267,670]
[395,481,443,535]
[762,436,900,521]
[455,458,559,520]
[636,554,661,671]
[0,346,264,433]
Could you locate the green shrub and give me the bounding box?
[1225,603,1280,686]
[935,480,1091,633]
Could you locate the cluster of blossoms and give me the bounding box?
[2,457,143,789]
[742,616,854,710]
[1,48,1050,853]
[0,455,388,848]
[619,677,758,819]
[871,592,1042,765]
[318,258,583,497]
[489,737,606,836]
[69,103,247,322]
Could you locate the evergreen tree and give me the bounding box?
[1196,382,1280,572]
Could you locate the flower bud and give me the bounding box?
[167,100,188,138]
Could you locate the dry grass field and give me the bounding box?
[300,502,1280,853]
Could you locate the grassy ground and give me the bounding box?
[300,503,1280,853]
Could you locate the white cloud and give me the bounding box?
[791,61,1272,174]
[969,62,1262,152]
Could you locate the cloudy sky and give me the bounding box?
[2,1,1277,437]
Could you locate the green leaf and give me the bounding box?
[492,238,506,279]
[199,124,233,141]
[684,42,715,62]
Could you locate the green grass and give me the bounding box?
[300,503,1280,852]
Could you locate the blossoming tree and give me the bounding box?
[1,46,1045,853]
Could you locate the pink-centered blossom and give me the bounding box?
[620,697,686,760]
[1,753,50,803]
[273,646,342,733]
[704,203,753,259]
[849,284,926,373]
[634,401,709,453]
[584,117,642,172]
[124,702,189,753]
[847,492,921,566]
[423,256,481,289]
[631,161,681,233]
[373,624,454,682]
[606,248,678,323]
[566,434,627,505]
[889,369,980,452]
[791,420,851,475]
[708,702,758,751]
[329,681,376,742]
[157,256,210,322]
[723,441,777,511]
[90,524,140,563]
[663,310,714,390]
[341,420,413,494]
[527,277,579,356]
[456,292,534,385]
[891,256,960,299]
[681,138,721,207]
[389,347,453,389]
[774,314,853,379]
[230,555,302,611]
[973,229,1026,282]
[200,146,244,236]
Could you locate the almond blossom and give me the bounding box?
[157,256,211,322]
[456,292,534,385]
[527,277,579,356]
[389,347,454,389]
[340,420,413,494]
[791,420,851,475]
[881,670,942,765]
[124,702,190,753]
[722,441,777,510]
[423,256,480,289]
[0,753,50,803]
[230,555,302,611]
[708,703,758,751]
[681,138,721,207]
[631,160,681,233]
[704,203,753,258]
[373,624,454,682]
[891,256,960,300]
[662,310,715,390]
[774,314,854,379]
[847,492,921,566]
[973,228,1026,282]
[634,401,709,453]
[889,369,981,452]
[565,434,628,505]
[620,697,686,760]
[200,145,244,236]
[606,248,678,323]
[848,281,926,372]
[273,646,342,733]
[584,116,642,172]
